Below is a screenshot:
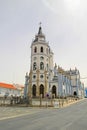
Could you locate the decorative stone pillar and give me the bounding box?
[44,69,47,95]
[36,69,40,97]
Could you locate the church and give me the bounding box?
[24,25,84,98]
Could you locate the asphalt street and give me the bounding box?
[0,99,87,130]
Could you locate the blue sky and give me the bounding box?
[0,0,87,86]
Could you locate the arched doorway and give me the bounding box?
[73,91,77,96]
[32,85,36,97]
[39,84,44,98]
[52,86,56,98]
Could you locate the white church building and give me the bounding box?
[24,25,84,98]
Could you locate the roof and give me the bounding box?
[0,83,16,90]
[13,84,24,89]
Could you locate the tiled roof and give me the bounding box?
[0,83,16,90]
[13,84,24,89]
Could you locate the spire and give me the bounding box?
[38,26,42,35]
[38,22,42,35]
[33,22,46,43]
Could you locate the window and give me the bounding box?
[33,62,37,70]
[32,85,36,97]
[34,46,37,53]
[40,56,44,60]
[41,46,43,53]
[34,57,37,60]
[47,64,48,70]
[40,62,44,70]
[40,75,44,78]
[33,75,36,79]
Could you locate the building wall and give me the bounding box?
[0,87,20,97]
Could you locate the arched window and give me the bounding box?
[39,84,44,98]
[32,85,36,97]
[34,46,37,53]
[52,86,56,98]
[47,64,48,70]
[40,62,44,70]
[73,91,77,96]
[40,46,43,53]
[40,56,44,60]
[33,62,37,70]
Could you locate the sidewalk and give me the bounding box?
[52,98,84,109]
[61,98,84,108]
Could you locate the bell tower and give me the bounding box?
[28,24,54,98]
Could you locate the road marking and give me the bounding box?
[0,111,37,121]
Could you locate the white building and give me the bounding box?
[13,84,24,96]
[24,25,84,98]
[0,82,20,97]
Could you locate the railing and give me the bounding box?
[0,95,80,107]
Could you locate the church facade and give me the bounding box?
[24,25,84,98]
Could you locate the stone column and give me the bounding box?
[44,69,47,95]
[36,69,40,97]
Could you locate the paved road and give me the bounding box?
[0,99,87,130]
[0,106,42,120]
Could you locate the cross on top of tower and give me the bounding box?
[38,22,42,35]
